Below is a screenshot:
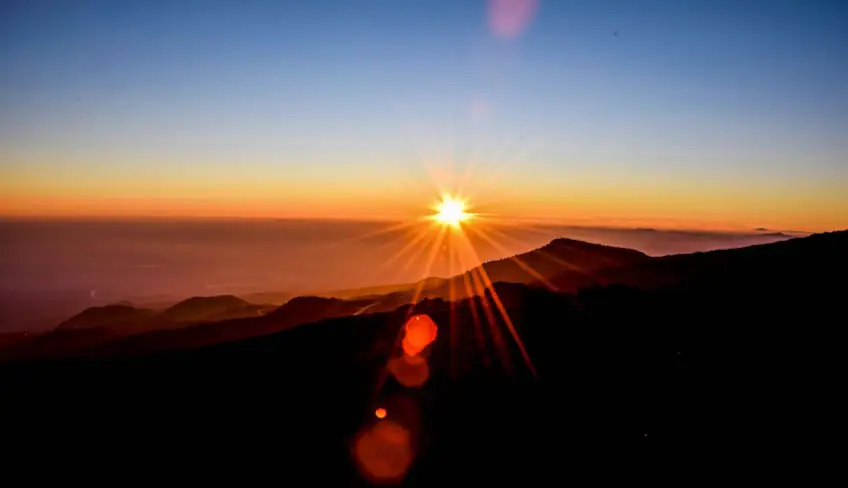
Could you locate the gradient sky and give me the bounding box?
[1,0,846,231]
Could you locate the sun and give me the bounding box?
[433,196,471,228]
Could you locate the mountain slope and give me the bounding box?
[158,295,262,322]
[335,237,651,305]
[1,231,843,482]
[407,237,650,301]
[0,295,275,361]
[0,295,382,360]
[552,230,844,291]
[482,237,649,283]
[57,304,156,330]
[4,232,838,362]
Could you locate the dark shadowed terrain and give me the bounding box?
[1,231,842,483]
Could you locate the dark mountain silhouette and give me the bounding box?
[478,237,649,283]
[240,291,294,305]
[157,294,264,322]
[342,237,651,306]
[412,237,650,302]
[10,237,650,359]
[558,226,796,255]
[0,233,814,362]
[1,230,842,481]
[3,304,163,359]
[0,295,276,361]
[57,304,156,330]
[0,295,381,361]
[54,295,269,334]
[267,295,376,320]
[74,295,379,358]
[563,230,839,291]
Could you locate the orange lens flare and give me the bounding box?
[354,421,414,484]
[401,314,438,356]
[375,407,387,419]
[388,354,430,388]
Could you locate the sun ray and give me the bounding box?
[406,224,448,310]
[455,229,537,377]
[465,225,558,291]
[455,230,511,373]
[486,224,603,280]
[461,269,489,368]
[484,224,551,250]
[482,220,605,291]
[304,220,431,292]
[399,226,443,275]
[320,222,431,295]
[337,219,424,245]
[448,232,458,378]
[536,249,597,276]
[370,224,433,277]
[470,265,512,374]
[483,225,563,260]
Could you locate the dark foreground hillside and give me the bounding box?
[1,232,844,483]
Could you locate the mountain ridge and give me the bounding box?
[1,230,842,482]
[4,231,842,363]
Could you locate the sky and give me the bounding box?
[1,0,846,231]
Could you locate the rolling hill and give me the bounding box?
[157,295,268,322]
[1,237,654,360]
[7,232,836,362]
[1,230,842,482]
[340,237,652,306]
[0,295,275,361]
[57,304,156,330]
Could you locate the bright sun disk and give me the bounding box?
[434,196,471,227]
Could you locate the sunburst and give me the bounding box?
[432,195,471,228]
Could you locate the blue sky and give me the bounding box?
[1,0,846,229]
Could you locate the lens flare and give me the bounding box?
[375,407,387,419]
[388,354,430,388]
[433,196,471,228]
[402,314,438,356]
[354,421,414,484]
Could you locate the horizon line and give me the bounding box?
[0,214,821,236]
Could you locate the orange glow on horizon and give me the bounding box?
[1,173,845,232]
[2,142,846,233]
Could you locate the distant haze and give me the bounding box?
[0,218,796,332]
